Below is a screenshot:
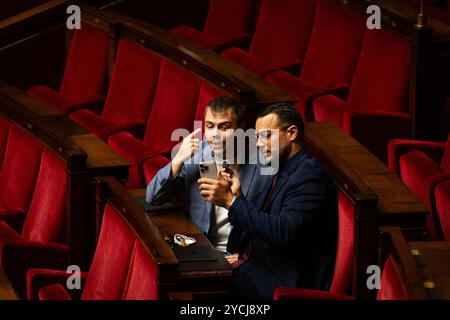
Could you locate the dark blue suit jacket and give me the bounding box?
[228,149,338,299]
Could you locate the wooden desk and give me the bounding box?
[408,241,450,299]
[0,268,18,300]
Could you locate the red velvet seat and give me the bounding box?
[312,28,413,163]
[0,147,69,299]
[27,204,159,300]
[69,40,161,141]
[388,135,450,239]
[266,0,365,120]
[0,126,44,233]
[274,255,407,300]
[27,23,109,114]
[108,60,203,188]
[171,0,255,51]
[141,82,226,183]
[270,193,355,300]
[221,0,316,76]
[435,180,450,241]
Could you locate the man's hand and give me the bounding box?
[219,168,242,197]
[225,253,239,265]
[198,175,236,209]
[172,128,201,176]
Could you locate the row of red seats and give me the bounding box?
[389,134,450,241]
[173,0,413,163]
[27,23,226,188]
[27,203,159,300]
[0,117,69,298]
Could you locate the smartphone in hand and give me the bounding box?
[199,161,218,180]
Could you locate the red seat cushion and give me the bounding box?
[435,180,450,241]
[122,240,158,300]
[26,86,76,114]
[312,94,348,127]
[221,47,271,76]
[377,257,406,300]
[21,149,68,244]
[171,26,221,50]
[38,284,72,301]
[142,156,171,185]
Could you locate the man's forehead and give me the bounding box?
[205,109,236,123]
[256,114,280,131]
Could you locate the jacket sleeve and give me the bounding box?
[146,161,186,204]
[228,168,334,248]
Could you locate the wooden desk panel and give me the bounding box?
[0,269,18,300]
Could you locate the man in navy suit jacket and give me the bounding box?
[198,103,338,299]
[147,96,270,254]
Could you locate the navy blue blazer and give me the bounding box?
[228,149,338,299]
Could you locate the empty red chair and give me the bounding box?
[1,148,69,299]
[27,23,109,114]
[27,204,159,300]
[171,0,255,51]
[221,0,316,76]
[389,134,450,239]
[274,255,408,300]
[0,126,44,233]
[69,40,161,141]
[435,180,450,241]
[108,60,202,188]
[142,82,226,183]
[266,0,365,120]
[268,193,355,300]
[313,28,413,163]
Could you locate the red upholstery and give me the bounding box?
[273,192,355,300]
[108,60,202,188]
[33,204,159,300]
[266,0,365,119]
[0,126,43,233]
[0,117,12,169]
[0,134,69,299]
[376,257,407,300]
[69,40,161,141]
[27,23,109,113]
[171,0,254,50]
[313,28,413,162]
[221,0,316,76]
[389,135,450,239]
[21,149,68,244]
[435,180,450,241]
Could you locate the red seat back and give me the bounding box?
[377,257,407,300]
[300,0,365,87]
[329,193,355,295]
[348,29,412,113]
[60,23,109,104]
[249,0,316,67]
[102,40,162,126]
[440,134,450,172]
[0,126,43,214]
[435,180,450,241]
[143,60,202,154]
[204,0,255,38]
[82,204,158,300]
[21,149,68,244]
[194,82,227,123]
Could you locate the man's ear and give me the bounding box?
[287,125,298,142]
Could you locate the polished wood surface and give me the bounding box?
[0,268,19,300]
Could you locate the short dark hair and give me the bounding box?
[257,103,305,136]
[205,96,245,125]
